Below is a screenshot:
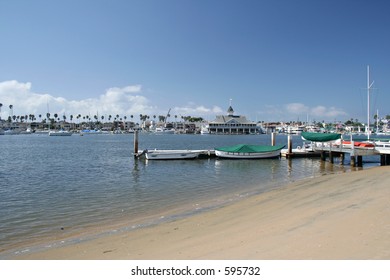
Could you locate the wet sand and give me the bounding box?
[15,166,390,259]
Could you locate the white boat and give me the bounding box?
[34,130,49,135]
[215,144,285,159]
[20,128,32,134]
[80,129,103,135]
[3,125,22,135]
[145,149,202,160]
[200,125,210,135]
[49,130,73,136]
[3,128,21,135]
[154,127,175,134]
[281,143,321,157]
[373,139,390,154]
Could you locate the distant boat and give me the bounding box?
[3,125,22,135]
[80,129,103,135]
[49,130,72,136]
[154,127,175,134]
[281,143,321,157]
[144,149,203,160]
[34,130,49,135]
[200,125,210,135]
[373,139,390,153]
[3,129,21,135]
[214,144,285,159]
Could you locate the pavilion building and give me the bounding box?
[208,105,259,134]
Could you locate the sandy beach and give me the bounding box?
[15,166,390,260]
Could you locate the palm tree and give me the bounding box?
[9,105,13,121]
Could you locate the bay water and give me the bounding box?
[0,133,374,258]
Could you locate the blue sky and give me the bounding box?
[1,0,389,124]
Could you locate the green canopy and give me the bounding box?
[215,144,285,153]
[301,131,341,142]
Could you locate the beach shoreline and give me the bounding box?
[11,165,390,260]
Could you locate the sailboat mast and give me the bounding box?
[366,65,374,140]
[367,65,370,140]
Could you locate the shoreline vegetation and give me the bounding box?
[13,165,390,260]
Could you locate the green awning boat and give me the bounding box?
[301,132,341,142]
[215,144,285,159]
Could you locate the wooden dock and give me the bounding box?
[132,131,390,165]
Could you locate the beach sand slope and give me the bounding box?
[17,166,390,260]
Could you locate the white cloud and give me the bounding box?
[309,105,347,119]
[258,102,347,122]
[284,103,347,120]
[0,80,227,122]
[173,103,223,117]
[0,80,155,120]
[285,103,309,114]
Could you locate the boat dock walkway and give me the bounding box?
[307,142,390,167]
[133,131,390,166]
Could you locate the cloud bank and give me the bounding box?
[261,102,347,122]
[0,80,218,121]
[1,81,348,123]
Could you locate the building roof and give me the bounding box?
[210,115,255,125]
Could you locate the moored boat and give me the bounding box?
[281,143,321,157]
[153,127,175,134]
[372,139,390,154]
[144,149,203,160]
[49,130,73,136]
[214,144,285,159]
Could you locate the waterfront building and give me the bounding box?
[208,105,259,134]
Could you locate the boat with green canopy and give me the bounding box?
[301,131,341,142]
[215,144,285,159]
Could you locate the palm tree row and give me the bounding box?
[1,105,204,125]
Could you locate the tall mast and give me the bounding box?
[367,65,374,140]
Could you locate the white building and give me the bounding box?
[208,105,259,134]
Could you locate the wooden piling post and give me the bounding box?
[357,156,363,167]
[329,151,334,164]
[381,154,386,166]
[271,132,276,146]
[386,154,390,166]
[340,153,345,165]
[350,155,356,167]
[287,133,292,154]
[320,151,326,161]
[134,129,139,157]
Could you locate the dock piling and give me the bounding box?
[350,155,356,167]
[287,133,292,154]
[271,132,276,146]
[134,129,139,157]
[357,156,363,167]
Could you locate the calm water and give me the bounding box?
[0,133,378,258]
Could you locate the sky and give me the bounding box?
[1,0,390,124]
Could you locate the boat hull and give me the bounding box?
[215,149,281,159]
[145,150,200,160]
[49,131,73,136]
